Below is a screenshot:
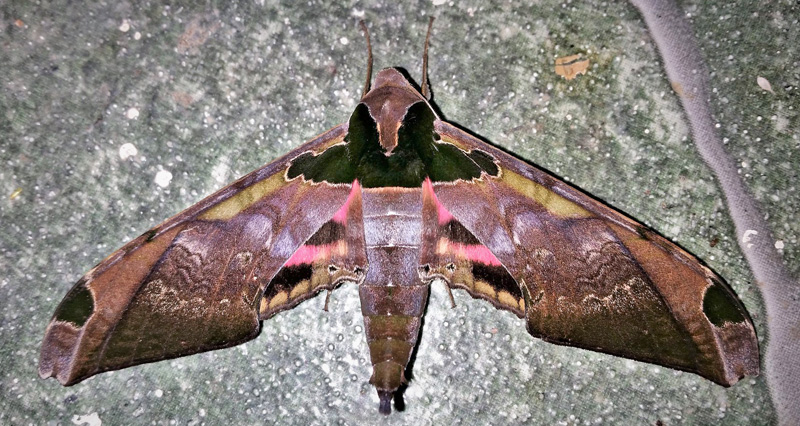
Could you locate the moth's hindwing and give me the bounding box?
[260,181,367,319]
[420,178,523,316]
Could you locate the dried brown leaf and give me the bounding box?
[555,54,590,80]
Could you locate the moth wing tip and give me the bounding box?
[37,363,52,380]
[39,335,81,386]
[37,357,72,386]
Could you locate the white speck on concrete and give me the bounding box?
[775,240,784,250]
[339,36,349,45]
[154,170,173,188]
[432,0,447,5]
[125,107,139,120]
[757,76,774,94]
[134,31,142,40]
[742,229,758,249]
[119,143,138,160]
[119,20,130,33]
[71,412,102,426]
[212,159,230,184]
[154,389,163,398]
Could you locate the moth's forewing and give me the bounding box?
[429,121,759,386]
[39,124,364,385]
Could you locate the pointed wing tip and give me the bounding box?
[37,361,53,380]
[38,354,74,386]
[718,365,759,387]
[39,320,84,387]
[713,319,760,386]
[40,371,77,387]
[716,349,759,387]
[40,343,102,386]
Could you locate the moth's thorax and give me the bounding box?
[360,68,434,154]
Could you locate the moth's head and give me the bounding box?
[357,68,436,155]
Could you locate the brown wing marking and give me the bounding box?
[260,181,367,319]
[420,178,523,316]
[39,124,353,385]
[431,120,758,386]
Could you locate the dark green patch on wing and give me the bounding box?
[466,150,499,176]
[702,280,747,326]
[142,229,158,242]
[287,102,499,187]
[53,278,94,327]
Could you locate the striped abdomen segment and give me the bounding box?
[359,263,428,414]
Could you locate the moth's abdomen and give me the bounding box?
[360,278,428,414]
[360,189,428,414]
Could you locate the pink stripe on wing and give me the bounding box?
[285,244,328,267]
[437,238,502,267]
[459,243,502,266]
[332,180,361,224]
[423,178,454,225]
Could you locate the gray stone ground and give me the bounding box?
[1,1,796,425]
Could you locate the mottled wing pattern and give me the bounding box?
[40,125,355,385]
[430,121,759,386]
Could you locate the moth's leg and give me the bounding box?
[443,280,456,308]
[322,289,332,311]
[427,276,456,308]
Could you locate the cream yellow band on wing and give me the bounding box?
[502,169,593,219]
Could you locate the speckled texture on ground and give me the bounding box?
[1,0,794,425]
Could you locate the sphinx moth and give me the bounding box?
[40,19,759,414]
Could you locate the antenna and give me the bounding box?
[421,17,435,99]
[359,20,373,98]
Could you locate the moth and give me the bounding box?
[40,19,759,414]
